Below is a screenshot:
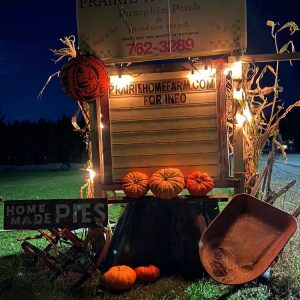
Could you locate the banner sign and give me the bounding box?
[76,0,246,63]
[109,75,216,105]
[4,198,108,230]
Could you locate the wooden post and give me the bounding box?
[233,104,245,194]
[89,100,105,198]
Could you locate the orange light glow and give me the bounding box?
[87,168,96,182]
[110,75,131,89]
[231,61,243,80]
[236,113,246,127]
[233,88,244,101]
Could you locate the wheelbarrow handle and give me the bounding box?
[292,204,300,219]
[268,203,300,270]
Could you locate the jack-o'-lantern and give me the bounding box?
[60,54,109,102]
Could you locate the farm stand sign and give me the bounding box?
[76,0,246,63]
[108,69,227,182]
[109,76,216,105]
[4,198,108,230]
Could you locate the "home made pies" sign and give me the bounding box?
[4,198,108,230]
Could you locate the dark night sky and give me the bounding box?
[0,0,300,123]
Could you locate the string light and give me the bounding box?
[199,65,216,80]
[110,74,131,89]
[188,64,216,83]
[99,113,104,129]
[223,67,232,76]
[87,168,96,182]
[244,104,252,123]
[231,61,243,80]
[188,69,199,82]
[236,113,246,127]
[233,88,244,101]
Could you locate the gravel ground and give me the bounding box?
[260,153,300,246]
[260,153,300,214]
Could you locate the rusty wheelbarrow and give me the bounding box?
[199,193,300,285]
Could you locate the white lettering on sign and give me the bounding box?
[6,204,47,216]
[94,203,108,222]
[56,204,70,223]
[81,203,91,223]
[10,214,51,225]
[4,200,108,230]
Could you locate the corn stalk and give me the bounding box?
[229,21,300,192]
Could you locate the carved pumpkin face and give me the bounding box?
[60,54,109,102]
[149,168,185,200]
[134,265,160,282]
[103,265,136,290]
[122,171,149,198]
[186,171,214,196]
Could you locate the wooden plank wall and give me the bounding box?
[109,70,223,182]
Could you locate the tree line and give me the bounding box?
[0,117,87,165]
[0,108,298,166]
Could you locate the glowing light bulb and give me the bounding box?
[188,69,198,83]
[110,75,131,89]
[232,61,242,80]
[233,88,244,101]
[236,113,246,127]
[244,105,252,123]
[87,168,96,181]
[223,67,231,76]
[199,66,216,80]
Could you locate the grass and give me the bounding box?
[0,170,299,299]
[0,169,86,200]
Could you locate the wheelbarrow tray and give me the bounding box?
[199,193,298,285]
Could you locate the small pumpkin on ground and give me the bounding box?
[134,265,160,282]
[186,171,214,196]
[122,171,149,198]
[103,265,136,291]
[149,168,185,199]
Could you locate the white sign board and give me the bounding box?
[108,70,223,181]
[76,0,246,63]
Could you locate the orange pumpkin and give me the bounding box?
[186,171,214,196]
[103,265,136,290]
[149,168,185,200]
[60,54,109,102]
[122,171,149,198]
[134,265,160,282]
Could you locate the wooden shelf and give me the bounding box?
[107,194,228,204]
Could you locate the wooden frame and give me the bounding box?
[90,59,242,196]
